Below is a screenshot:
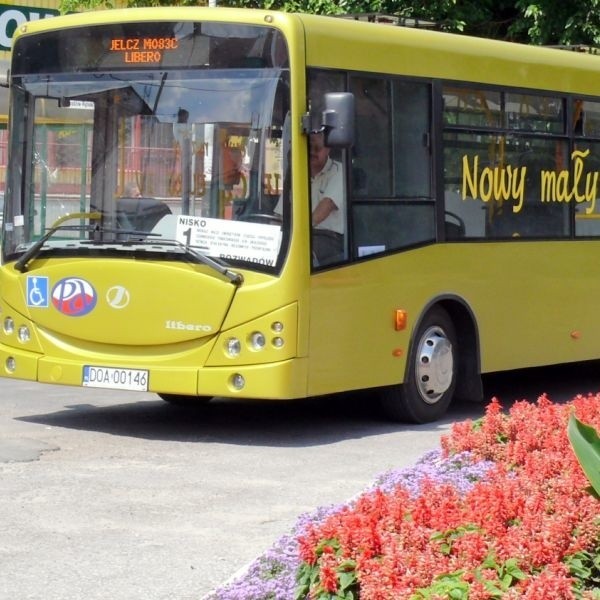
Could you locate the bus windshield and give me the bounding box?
[3,22,290,273]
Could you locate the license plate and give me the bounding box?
[83,366,149,391]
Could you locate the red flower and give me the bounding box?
[317,548,338,593]
[297,395,600,599]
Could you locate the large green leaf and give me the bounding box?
[568,413,600,499]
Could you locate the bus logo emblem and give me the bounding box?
[52,277,97,316]
[106,286,130,309]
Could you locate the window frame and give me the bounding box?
[308,71,600,272]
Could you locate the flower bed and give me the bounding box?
[206,394,600,600]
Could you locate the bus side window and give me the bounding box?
[443,88,570,240]
[351,78,435,257]
[351,77,392,198]
[308,69,348,267]
[392,81,431,200]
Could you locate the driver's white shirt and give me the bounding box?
[312,157,345,235]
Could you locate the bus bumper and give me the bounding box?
[0,344,308,400]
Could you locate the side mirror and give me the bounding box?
[322,92,354,148]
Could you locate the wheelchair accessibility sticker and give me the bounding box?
[27,276,49,308]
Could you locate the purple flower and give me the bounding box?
[203,505,344,600]
[371,449,495,497]
[205,450,494,599]
[202,533,298,599]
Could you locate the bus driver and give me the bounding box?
[308,132,345,264]
[274,131,345,265]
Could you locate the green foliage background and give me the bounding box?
[59,0,600,47]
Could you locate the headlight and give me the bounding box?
[230,373,245,390]
[225,337,241,358]
[3,317,14,335]
[248,331,266,351]
[17,325,31,343]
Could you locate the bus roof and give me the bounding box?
[298,12,600,96]
[13,7,600,97]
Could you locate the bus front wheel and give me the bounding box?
[158,394,213,406]
[380,306,457,423]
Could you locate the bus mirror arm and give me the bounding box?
[302,113,325,135]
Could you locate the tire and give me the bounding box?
[380,306,457,424]
[158,394,213,406]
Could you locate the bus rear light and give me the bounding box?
[395,310,408,331]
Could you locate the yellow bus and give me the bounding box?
[2,8,600,423]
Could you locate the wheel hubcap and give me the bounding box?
[415,325,454,404]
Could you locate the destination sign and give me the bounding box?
[12,22,284,75]
[108,36,179,64]
[176,215,281,267]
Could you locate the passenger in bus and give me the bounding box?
[124,182,142,198]
[308,132,345,264]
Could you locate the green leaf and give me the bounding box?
[568,414,600,497]
[338,570,357,592]
[504,559,527,581]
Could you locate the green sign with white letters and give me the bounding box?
[0,4,58,52]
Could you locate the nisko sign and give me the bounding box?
[0,4,58,51]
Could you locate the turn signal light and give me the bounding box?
[394,309,407,331]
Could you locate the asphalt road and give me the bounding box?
[1,362,599,600]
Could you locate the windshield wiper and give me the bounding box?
[185,242,244,286]
[138,238,244,286]
[14,224,98,273]
[15,210,109,272]
[14,224,244,286]
[14,223,162,273]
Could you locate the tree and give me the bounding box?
[513,0,600,46]
[59,0,600,47]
